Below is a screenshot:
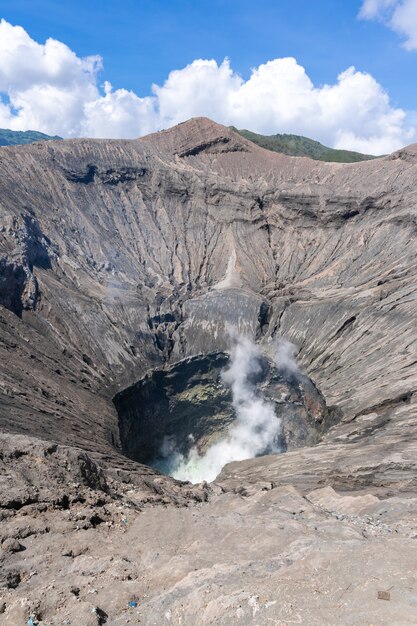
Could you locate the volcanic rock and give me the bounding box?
[1,118,417,624]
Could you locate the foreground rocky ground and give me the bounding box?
[4,481,417,625]
[1,408,417,625]
[1,118,417,624]
[2,482,417,625]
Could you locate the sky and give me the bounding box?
[0,0,417,153]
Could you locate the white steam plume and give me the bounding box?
[159,333,298,484]
[273,337,299,375]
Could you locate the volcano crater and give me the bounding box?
[113,351,336,479]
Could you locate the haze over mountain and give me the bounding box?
[1,118,417,624]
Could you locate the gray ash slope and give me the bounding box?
[1,118,417,624]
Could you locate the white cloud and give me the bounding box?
[0,19,101,136]
[360,0,417,50]
[0,18,414,153]
[81,82,156,138]
[359,0,398,19]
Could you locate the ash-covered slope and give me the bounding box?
[1,118,417,624]
[1,118,416,467]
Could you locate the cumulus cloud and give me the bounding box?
[0,19,101,136]
[359,0,398,18]
[360,0,417,51]
[0,18,415,153]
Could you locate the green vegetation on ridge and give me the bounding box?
[231,127,377,163]
[0,129,61,147]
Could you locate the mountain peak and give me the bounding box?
[140,117,252,158]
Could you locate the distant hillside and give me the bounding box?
[230,127,377,163]
[0,129,61,147]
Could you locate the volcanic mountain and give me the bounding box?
[1,118,417,624]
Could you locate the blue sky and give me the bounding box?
[0,0,416,152]
[1,0,415,105]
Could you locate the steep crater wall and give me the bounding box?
[0,119,416,491]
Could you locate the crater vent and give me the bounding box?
[113,352,336,480]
